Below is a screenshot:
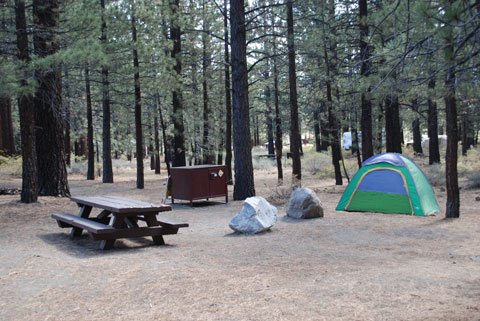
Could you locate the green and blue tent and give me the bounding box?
[336,153,440,216]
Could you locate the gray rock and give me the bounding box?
[286,188,324,219]
[229,196,277,234]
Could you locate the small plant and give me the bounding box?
[467,172,480,189]
[267,185,293,205]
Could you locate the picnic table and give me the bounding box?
[52,196,188,250]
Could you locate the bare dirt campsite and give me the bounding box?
[1,156,479,321]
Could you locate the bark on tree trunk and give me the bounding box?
[272,33,283,184]
[202,1,215,165]
[230,0,255,199]
[265,85,275,156]
[327,81,343,185]
[170,0,186,167]
[224,0,233,185]
[385,95,402,153]
[217,135,223,165]
[100,0,113,183]
[359,0,373,161]
[462,112,474,155]
[323,0,342,185]
[444,12,460,218]
[85,65,95,180]
[445,67,459,218]
[314,107,321,152]
[33,0,69,197]
[427,77,440,164]
[374,103,383,154]
[412,99,423,154]
[320,105,329,151]
[154,108,161,175]
[64,67,71,166]
[131,3,144,189]
[157,94,171,175]
[15,0,38,203]
[287,0,301,184]
[0,95,15,155]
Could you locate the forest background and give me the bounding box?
[0,0,479,219]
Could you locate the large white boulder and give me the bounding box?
[229,196,277,234]
[286,188,324,219]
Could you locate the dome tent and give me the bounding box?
[336,153,440,216]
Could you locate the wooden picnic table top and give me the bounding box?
[70,196,172,214]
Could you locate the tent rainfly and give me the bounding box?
[336,153,440,216]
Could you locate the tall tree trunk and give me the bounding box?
[286,0,301,184]
[0,95,15,155]
[202,6,214,165]
[230,0,255,199]
[352,108,362,168]
[265,84,275,156]
[100,0,113,183]
[412,99,423,154]
[157,94,171,175]
[64,67,71,166]
[444,2,459,218]
[224,0,233,185]
[254,113,260,146]
[154,108,161,175]
[170,0,186,167]
[375,103,383,154]
[385,94,402,153]
[131,3,144,189]
[327,81,343,185]
[445,68,459,218]
[314,107,321,152]
[319,104,329,151]
[462,112,474,155]
[85,65,95,180]
[359,0,373,161]
[272,30,283,184]
[217,134,224,165]
[322,0,342,185]
[33,0,70,197]
[427,77,440,164]
[15,0,38,203]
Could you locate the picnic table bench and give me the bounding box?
[52,196,188,250]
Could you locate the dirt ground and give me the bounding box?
[0,166,479,321]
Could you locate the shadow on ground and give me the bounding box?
[38,232,177,258]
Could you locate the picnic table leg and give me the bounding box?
[143,213,165,245]
[99,215,124,250]
[70,205,92,238]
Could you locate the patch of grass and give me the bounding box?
[0,155,22,178]
[459,147,480,189]
[303,149,360,181]
[252,156,276,171]
[422,163,445,186]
